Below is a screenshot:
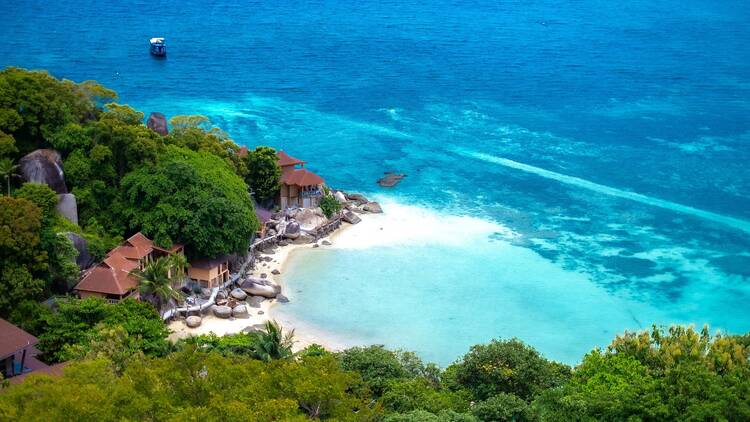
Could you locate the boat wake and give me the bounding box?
[454,148,750,234]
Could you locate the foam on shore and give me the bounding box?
[331,196,516,249]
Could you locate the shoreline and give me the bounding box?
[168,212,368,352]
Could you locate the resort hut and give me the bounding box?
[187,256,230,289]
[73,232,183,302]
[277,150,325,209]
[0,318,48,380]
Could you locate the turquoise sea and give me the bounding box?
[2,0,749,364]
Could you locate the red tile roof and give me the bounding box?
[237,146,249,157]
[74,231,172,297]
[281,167,325,187]
[277,150,305,167]
[0,318,38,359]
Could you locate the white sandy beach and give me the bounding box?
[168,214,370,352]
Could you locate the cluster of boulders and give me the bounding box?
[331,191,383,225]
[192,275,287,325]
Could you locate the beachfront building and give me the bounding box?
[277,150,325,209]
[74,232,183,303]
[187,256,230,289]
[0,318,48,381]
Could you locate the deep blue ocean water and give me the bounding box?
[2,0,749,364]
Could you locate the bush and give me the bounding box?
[471,393,532,422]
[338,345,410,397]
[452,339,570,401]
[319,189,341,219]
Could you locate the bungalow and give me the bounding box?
[0,318,48,381]
[187,256,230,289]
[74,232,183,303]
[277,150,325,209]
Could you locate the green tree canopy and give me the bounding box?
[0,67,114,155]
[38,297,169,363]
[244,146,281,203]
[0,349,376,421]
[534,325,750,421]
[119,145,258,258]
[450,338,571,401]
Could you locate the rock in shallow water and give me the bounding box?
[377,172,406,187]
[276,294,289,303]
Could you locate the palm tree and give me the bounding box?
[168,253,189,287]
[131,257,182,312]
[0,158,18,196]
[250,320,295,361]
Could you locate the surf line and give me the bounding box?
[455,149,750,234]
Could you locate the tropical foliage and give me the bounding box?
[319,189,342,218]
[36,297,170,363]
[130,255,185,312]
[244,145,281,203]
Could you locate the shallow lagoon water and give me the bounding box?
[2,0,749,364]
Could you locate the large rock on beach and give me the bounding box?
[334,191,347,204]
[342,210,361,224]
[230,288,247,300]
[290,208,327,231]
[186,316,202,328]
[240,279,277,298]
[243,324,268,334]
[19,149,67,193]
[346,193,369,206]
[147,112,169,136]
[56,193,78,225]
[292,233,315,245]
[65,232,94,270]
[232,305,249,318]
[248,296,264,308]
[363,202,383,213]
[377,172,406,187]
[213,305,232,319]
[284,220,301,239]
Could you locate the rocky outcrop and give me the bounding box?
[56,193,78,225]
[291,233,315,244]
[288,208,327,231]
[271,269,280,275]
[213,305,232,318]
[342,210,361,224]
[232,305,249,318]
[147,112,169,136]
[363,202,383,213]
[230,288,247,301]
[284,220,301,239]
[377,172,406,187]
[346,193,369,206]
[19,149,67,193]
[186,316,202,328]
[65,232,93,270]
